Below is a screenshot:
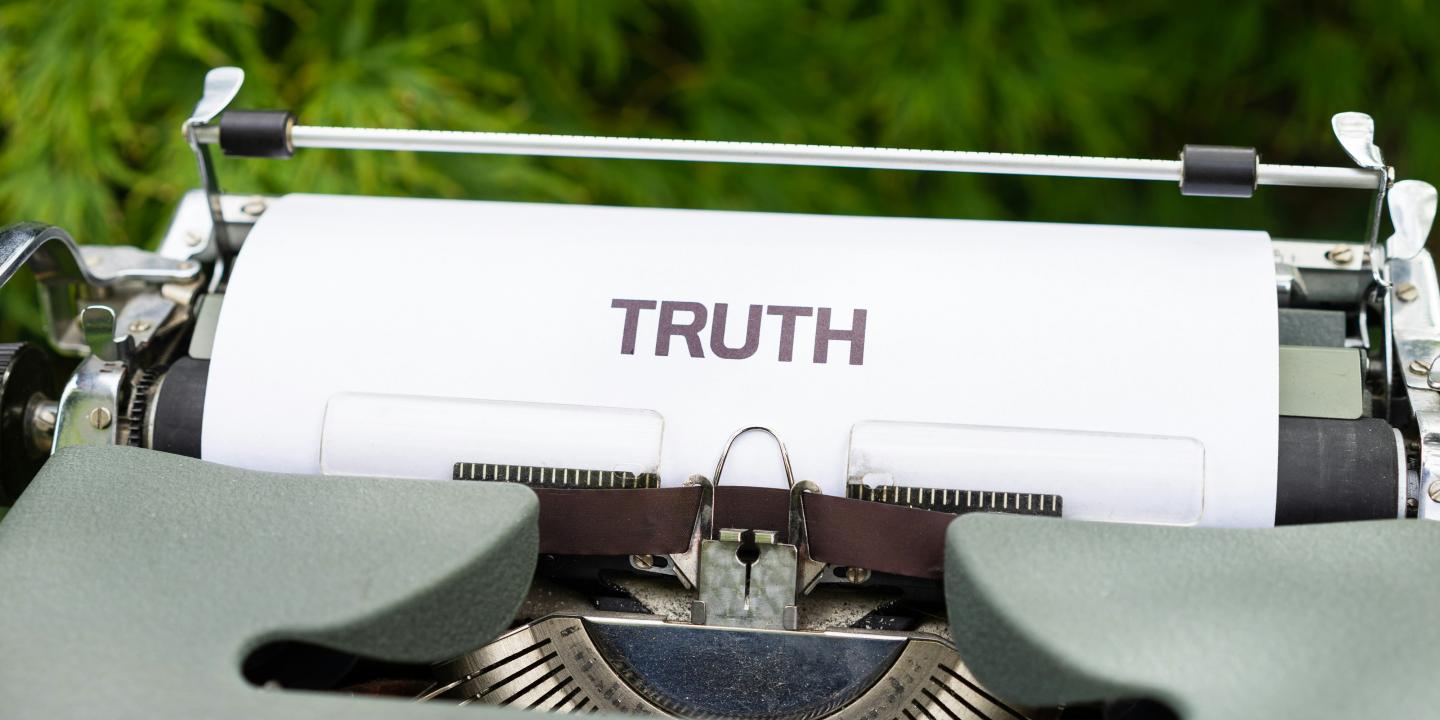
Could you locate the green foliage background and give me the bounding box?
[1,1,1437,340]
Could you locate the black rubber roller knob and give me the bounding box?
[0,342,59,504]
[1179,145,1258,198]
[1275,417,1401,524]
[219,110,296,158]
[149,357,209,459]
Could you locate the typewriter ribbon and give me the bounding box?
[527,484,959,579]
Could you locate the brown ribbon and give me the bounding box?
[531,485,955,579]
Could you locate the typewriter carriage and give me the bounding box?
[1,67,1438,718]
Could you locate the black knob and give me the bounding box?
[0,342,59,504]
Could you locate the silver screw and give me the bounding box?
[1410,359,1431,376]
[242,198,267,217]
[845,567,870,584]
[185,230,203,247]
[88,406,112,430]
[1428,481,1440,503]
[35,407,57,433]
[1397,283,1421,303]
[631,554,655,570]
[128,320,152,334]
[1328,246,1355,265]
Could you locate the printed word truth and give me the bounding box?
[610,299,867,365]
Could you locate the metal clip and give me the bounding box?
[647,427,829,607]
[665,425,799,590]
[712,426,797,486]
[692,528,799,630]
[685,427,831,629]
[663,474,715,590]
[711,427,829,592]
[789,480,827,595]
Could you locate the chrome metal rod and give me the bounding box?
[194,124,1379,190]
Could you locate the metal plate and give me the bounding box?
[431,613,1052,720]
[1277,346,1365,419]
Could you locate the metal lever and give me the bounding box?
[1333,112,1386,171]
[0,223,89,291]
[1388,180,1438,261]
[1330,113,1393,287]
[0,223,198,355]
[79,306,131,362]
[0,223,197,290]
[1327,113,1397,419]
[183,67,245,257]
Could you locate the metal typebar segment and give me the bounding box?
[192,124,1379,190]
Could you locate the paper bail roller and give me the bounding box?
[219,110,296,159]
[1180,145,1259,198]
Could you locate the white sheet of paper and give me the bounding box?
[320,393,664,481]
[204,194,1278,526]
[847,421,1206,524]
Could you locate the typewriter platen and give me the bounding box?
[1,67,1438,719]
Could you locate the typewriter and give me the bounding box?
[1,67,1438,720]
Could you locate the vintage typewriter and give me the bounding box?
[1,67,1438,719]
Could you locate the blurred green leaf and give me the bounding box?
[1,1,1437,335]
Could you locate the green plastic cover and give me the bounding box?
[946,513,1440,719]
[0,446,537,719]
